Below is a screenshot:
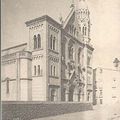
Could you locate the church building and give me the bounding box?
[1,0,94,102]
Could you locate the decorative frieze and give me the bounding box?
[48,24,59,33]
[48,55,59,63]
[2,59,16,65]
[32,54,43,60]
[2,53,16,61]
[30,23,43,30]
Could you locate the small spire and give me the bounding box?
[59,13,64,24]
[70,0,75,8]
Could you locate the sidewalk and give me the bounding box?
[33,103,120,120]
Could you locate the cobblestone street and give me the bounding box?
[34,103,120,120]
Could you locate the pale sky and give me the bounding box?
[1,0,120,68]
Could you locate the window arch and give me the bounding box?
[34,35,37,49]
[38,34,41,48]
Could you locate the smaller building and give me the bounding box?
[1,43,32,101]
[93,58,120,105]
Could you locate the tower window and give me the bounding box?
[38,34,41,48]
[85,27,87,35]
[53,37,56,50]
[34,66,36,76]
[50,35,53,49]
[34,35,37,49]
[38,65,40,76]
[6,79,9,94]
[51,65,53,76]
[82,26,85,35]
[78,48,81,63]
[53,66,56,76]
[68,44,74,60]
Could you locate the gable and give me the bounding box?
[63,9,82,40]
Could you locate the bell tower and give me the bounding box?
[75,0,91,42]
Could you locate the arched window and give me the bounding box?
[34,66,36,76]
[51,65,53,76]
[38,65,40,76]
[34,35,37,49]
[78,48,81,63]
[53,66,56,76]
[38,34,41,48]
[50,35,53,49]
[82,26,85,35]
[74,28,76,36]
[85,27,87,35]
[68,44,74,60]
[53,37,56,50]
[6,79,9,94]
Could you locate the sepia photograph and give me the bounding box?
[1,0,120,120]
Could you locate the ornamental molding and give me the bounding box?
[48,55,59,63]
[32,54,43,60]
[48,24,59,33]
[29,23,43,30]
[2,59,16,65]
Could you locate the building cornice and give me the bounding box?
[25,15,62,29]
[2,43,27,52]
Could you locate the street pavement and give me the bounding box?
[33,102,120,120]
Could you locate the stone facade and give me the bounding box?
[1,0,94,102]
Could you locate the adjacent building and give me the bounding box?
[93,58,120,105]
[1,0,94,102]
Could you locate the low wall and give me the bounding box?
[2,101,93,120]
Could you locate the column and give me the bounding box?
[16,53,21,101]
[83,45,88,102]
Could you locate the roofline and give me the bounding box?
[2,43,27,52]
[63,8,74,29]
[25,15,62,28]
[93,67,120,72]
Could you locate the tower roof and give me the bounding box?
[77,0,88,10]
